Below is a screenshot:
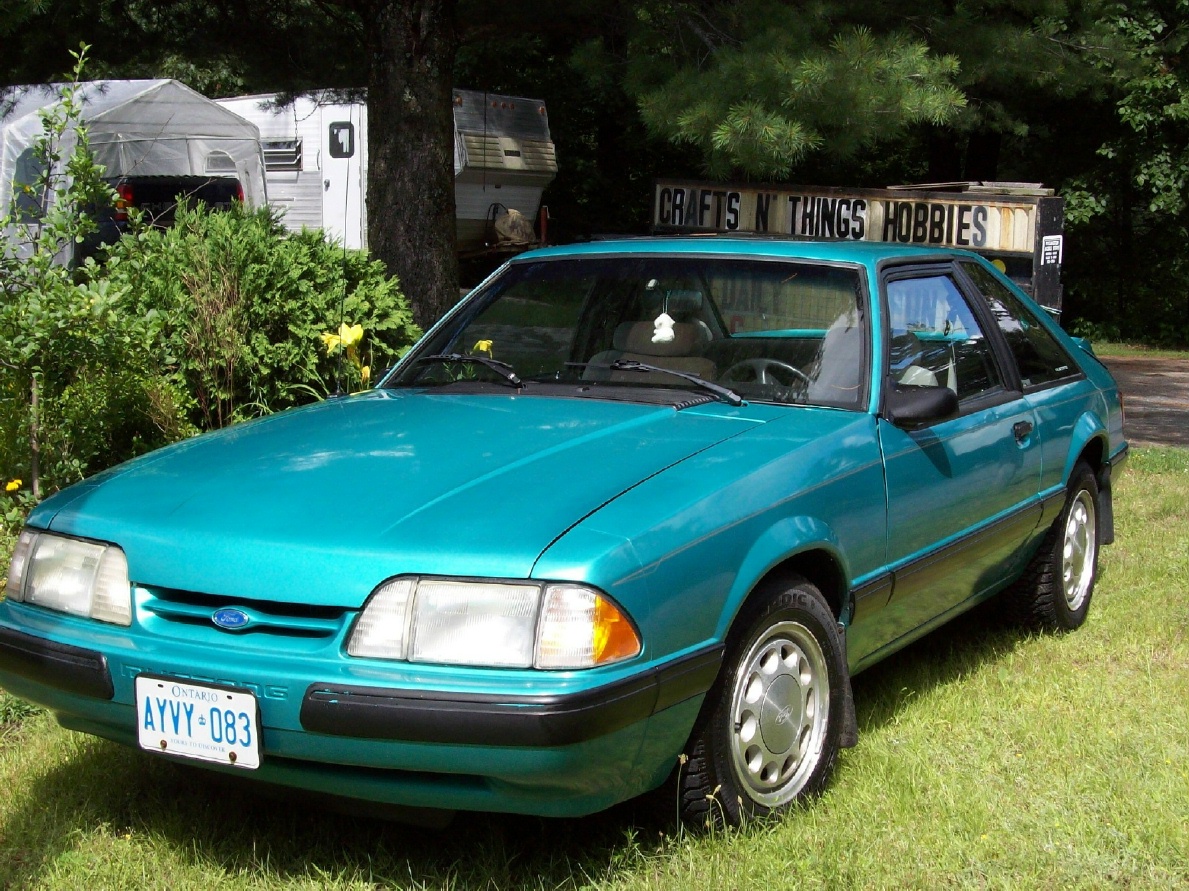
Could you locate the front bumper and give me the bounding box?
[0,604,720,816]
[0,626,114,700]
[301,648,720,747]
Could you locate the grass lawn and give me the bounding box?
[2,447,1187,889]
[1090,341,1189,360]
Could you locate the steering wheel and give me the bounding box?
[721,358,811,387]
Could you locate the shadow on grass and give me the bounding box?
[1,591,1054,889]
[2,731,672,888]
[848,594,1037,730]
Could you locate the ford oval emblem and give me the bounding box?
[212,607,251,631]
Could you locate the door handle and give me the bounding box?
[1013,420,1034,442]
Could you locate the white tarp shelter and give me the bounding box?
[1,79,267,220]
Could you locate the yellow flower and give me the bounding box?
[473,339,494,356]
[319,331,341,354]
[5,479,20,492]
[361,365,371,385]
[320,323,364,355]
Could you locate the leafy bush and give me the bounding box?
[99,202,421,429]
[1067,317,1122,345]
[0,272,196,488]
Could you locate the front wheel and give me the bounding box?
[678,578,848,827]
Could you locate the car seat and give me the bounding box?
[583,321,716,383]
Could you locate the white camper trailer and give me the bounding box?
[216,89,557,253]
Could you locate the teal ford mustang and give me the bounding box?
[0,238,1126,826]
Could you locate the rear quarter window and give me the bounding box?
[961,261,1079,389]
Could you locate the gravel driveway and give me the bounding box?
[1100,356,1189,448]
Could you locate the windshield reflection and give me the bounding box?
[387,255,869,409]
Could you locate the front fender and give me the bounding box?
[717,516,849,639]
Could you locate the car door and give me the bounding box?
[852,262,1042,664]
[957,259,1095,496]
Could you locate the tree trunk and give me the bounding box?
[364,0,460,332]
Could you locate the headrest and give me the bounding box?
[612,321,705,357]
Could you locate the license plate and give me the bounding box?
[135,675,261,769]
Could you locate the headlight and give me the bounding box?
[348,577,641,670]
[3,529,132,626]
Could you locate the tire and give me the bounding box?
[677,577,848,828]
[1005,461,1100,632]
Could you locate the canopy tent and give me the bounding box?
[1,79,267,221]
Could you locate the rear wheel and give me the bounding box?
[1005,461,1100,631]
[678,577,847,827]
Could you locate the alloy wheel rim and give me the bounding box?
[1062,489,1097,611]
[728,620,829,807]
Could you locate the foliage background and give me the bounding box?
[4,1,1188,344]
[469,0,1188,346]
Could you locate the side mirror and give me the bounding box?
[885,378,959,428]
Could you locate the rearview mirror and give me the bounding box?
[663,289,704,315]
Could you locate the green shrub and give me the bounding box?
[0,280,194,497]
[99,203,421,430]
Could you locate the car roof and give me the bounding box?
[515,236,980,265]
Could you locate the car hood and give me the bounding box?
[35,390,762,607]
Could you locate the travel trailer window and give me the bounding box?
[262,139,303,172]
[329,122,354,158]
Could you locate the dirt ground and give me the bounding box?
[1100,356,1189,448]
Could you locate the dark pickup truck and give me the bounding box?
[79,174,244,260]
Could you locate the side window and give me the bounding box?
[961,261,1078,389]
[885,272,1003,403]
[204,150,236,174]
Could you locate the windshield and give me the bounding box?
[387,254,869,409]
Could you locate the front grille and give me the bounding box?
[141,587,350,639]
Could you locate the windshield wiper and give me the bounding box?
[570,359,743,407]
[417,353,523,388]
